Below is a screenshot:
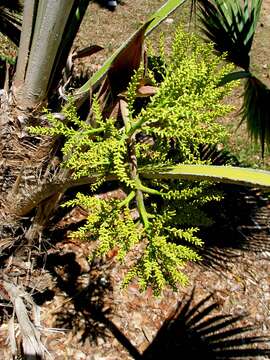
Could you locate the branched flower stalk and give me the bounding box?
[30,28,236,295]
[124,100,150,229]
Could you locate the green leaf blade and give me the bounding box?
[141,164,270,189]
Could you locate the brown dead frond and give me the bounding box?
[2,277,49,359]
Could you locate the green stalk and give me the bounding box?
[127,129,150,228]
[134,179,162,196]
[118,191,136,208]
[136,190,150,229]
[83,127,105,135]
[126,117,146,138]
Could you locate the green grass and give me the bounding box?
[224,122,270,169]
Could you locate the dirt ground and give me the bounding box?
[1,1,270,359]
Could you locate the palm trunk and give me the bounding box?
[13,0,37,91]
[14,0,76,109]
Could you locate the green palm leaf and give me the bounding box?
[198,0,262,70]
[241,76,270,157]
[198,0,270,156]
[141,164,270,189]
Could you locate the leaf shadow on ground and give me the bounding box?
[35,252,113,344]
[91,288,270,359]
[141,289,270,360]
[197,184,270,272]
[34,250,144,359]
[32,247,270,359]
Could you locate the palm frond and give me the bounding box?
[47,0,91,96]
[197,0,269,156]
[198,0,262,70]
[218,70,251,86]
[240,76,270,157]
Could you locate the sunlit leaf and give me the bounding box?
[141,164,270,189]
